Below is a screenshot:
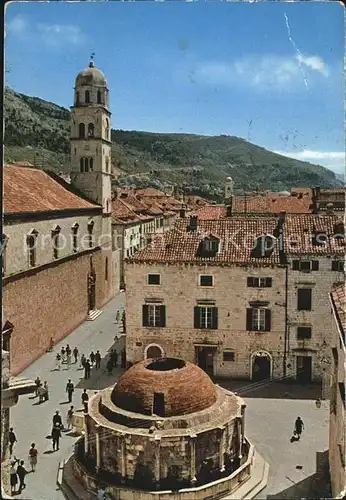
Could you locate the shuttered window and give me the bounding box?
[200,275,214,287]
[194,306,218,329]
[246,308,271,331]
[292,260,319,272]
[247,277,272,287]
[297,289,312,311]
[142,305,166,327]
[148,274,161,285]
[331,261,344,272]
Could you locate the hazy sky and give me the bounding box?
[5,1,345,174]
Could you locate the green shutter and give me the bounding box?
[212,308,218,330]
[194,307,200,328]
[160,305,166,327]
[142,305,149,327]
[246,308,253,330]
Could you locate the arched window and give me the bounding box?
[76,91,80,106]
[51,226,61,260]
[80,158,84,173]
[97,90,102,104]
[89,158,94,172]
[27,230,38,268]
[79,123,85,138]
[71,223,79,253]
[87,123,94,138]
[84,158,89,173]
[106,158,109,172]
[87,221,94,248]
[85,90,90,104]
[105,118,110,140]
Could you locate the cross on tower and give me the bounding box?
[89,52,95,67]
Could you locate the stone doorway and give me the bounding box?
[296,355,312,384]
[195,346,216,377]
[251,351,271,381]
[145,344,164,359]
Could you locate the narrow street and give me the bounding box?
[10,293,125,500]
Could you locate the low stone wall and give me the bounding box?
[65,439,254,500]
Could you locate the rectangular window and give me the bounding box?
[142,304,166,327]
[247,277,272,287]
[200,275,213,287]
[160,218,164,228]
[194,306,218,329]
[297,288,312,311]
[223,351,235,362]
[246,308,271,331]
[331,260,344,272]
[297,327,312,340]
[148,274,161,285]
[292,260,319,272]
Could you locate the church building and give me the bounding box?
[3,58,114,374]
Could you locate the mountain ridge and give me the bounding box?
[4,87,341,201]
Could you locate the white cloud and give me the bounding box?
[274,150,345,174]
[37,23,84,46]
[6,15,28,35]
[296,54,329,77]
[190,54,329,91]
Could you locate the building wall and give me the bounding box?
[286,257,344,382]
[4,249,110,375]
[329,307,346,497]
[125,262,287,379]
[4,214,103,276]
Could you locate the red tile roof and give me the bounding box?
[129,217,282,265]
[284,214,344,255]
[135,188,167,197]
[4,164,98,214]
[111,198,141,223]
[331,282,346,334]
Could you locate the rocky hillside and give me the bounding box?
[4,87,341,201]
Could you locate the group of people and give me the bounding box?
[34,377,49,403]
[106,348,126,375]
[115,309,126,334]
[9,440,38,495]
[55,344,79,370]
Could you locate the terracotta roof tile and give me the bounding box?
[331,282,346,334]
[129,217,282,264]
[111,198,141,223]
[135,188,167,197]
[4,164,98,214]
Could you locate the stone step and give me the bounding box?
[86,309,103,321]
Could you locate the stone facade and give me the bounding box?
[329,283,346,498]
[4,249,110,375]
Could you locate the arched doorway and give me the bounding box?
[251,351,272,381]
[145,344,164,359]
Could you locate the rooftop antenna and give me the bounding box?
[89,51,95,67]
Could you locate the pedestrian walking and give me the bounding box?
[66,352,71,368]
[115,310,120,323]
[28,443,38,472]
[38,384,46,404]
[66,344,71,357]
[80,354,86,369]
[82,389,89,412]
[121,347,126,369]
[84,359,91,380]
[66,406,74,430]
[294,416,304,440]
[73,346,79,364]
[95,350,101,370]
[17,460,28,493]
[61,346,66,363]
[53,410,63,429]
[66,379,74,403]
[90,351,96,366]
[55,353,61,371]
[47,337,54,352]
[10,460,18,494]
[52,423,62,451]
[34,376,41,397]
[9,427,17,456]
[113,350,119,368]
[106,358,113,375]
[43,381,49,401]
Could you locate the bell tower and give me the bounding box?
[70,55,112,215]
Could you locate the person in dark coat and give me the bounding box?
[80,354,86,369]
[81,389,89,412]
[121,348,126,369]
[73,347,79,364]
[53,411,63,429]
[52,423,62,451]
[34,376,41,397]
[294,416,304,440]
[84,360,91,380]
[95,350,101,370]
[90,351,96,366]
[106,358,113,375]
[9,427,17,455]
[112,350,119,368]
[17,460,28,492]
[66,379,74,403]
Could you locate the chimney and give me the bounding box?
[326,202,334,215]
[278,210,286,224]
[188,215,198,232]
[224,177,234,203]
